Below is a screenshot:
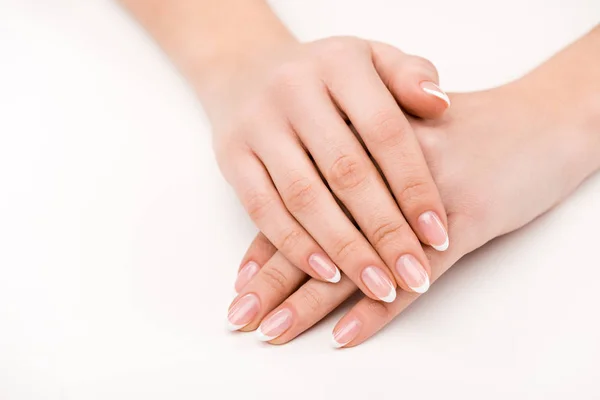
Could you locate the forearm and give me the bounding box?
[118,0,296,105]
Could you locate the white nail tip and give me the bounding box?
[331,337,345,349]
[227,321,248,332]
[256,326,277,342]
[431,237,449,252]
[327,268,341,283]
[379,288,397,303]
[423,87,451,106]
[410,274,430,294]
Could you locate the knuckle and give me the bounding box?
[213,140,247,184]
[328,153,369,192]
[313,36,367,64]
[411,55,436,71]
[331,236,361,261]
[366,299,391,319]
[276,228,303,253]
[368,110,407,146]
[408,55,439,81]
[268,62,311,96]
[282,176,318,214]
[243,189,273,221]
[252,233,275,256]
[259,266,290,296]
[397,178,432,205]
[298,286,324,312]
[370,219,407,249]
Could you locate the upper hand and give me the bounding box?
[212,37,452,305]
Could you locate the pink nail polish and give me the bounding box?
[235,261,260,293]
[395,254,430,294]
[417,211,449,251]
[361,266,396,303]
[227,293,259,331]
[308,254,341,283]
[332,317,362,348]
[420,81,451,106]
[256,308,293,342]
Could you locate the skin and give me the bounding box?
[119,0,452,301]
[234,27,600,346]
[119,1,600,345]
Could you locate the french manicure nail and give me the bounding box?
[361,266,396,303]
[418,211,449,251]
[395,254,430,294]
[256,308,293,342]
[227,293,259,331]
[420,81,451,106]
[234,261,260,293]
[332,317,362,349]
[309,253,341,283]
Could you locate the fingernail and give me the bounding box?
[420,81,450,106]
[256,308,293,342]
[332,317,362,349]
[395,254,430,294]
[308,253,341,283]
[361,266,396,303]
[234,261,260,293]
[227,293,259,331]
[418,211,449,251]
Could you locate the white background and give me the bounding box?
[1,1,599,399]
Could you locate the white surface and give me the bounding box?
[1,1,599,399]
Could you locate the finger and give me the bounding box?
[333,229,467,348]
[256,271,357,343]
[230,152,342,284]
[254,131,398,302]
[327,50,450,256]
[235,233,276,293]
[254,226,457,346]
[227,251,308,332]
[282,73,433,295]
[370,41,450,119]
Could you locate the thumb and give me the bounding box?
[369,41,450,119]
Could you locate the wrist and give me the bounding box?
[121,0,298,124]
[513,26,600,173]
[497,71,600,200]
[182,3,298,120]
[191,32,298,121]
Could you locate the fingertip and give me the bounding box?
[331,315,362,349]
[420,81,451,108]
[405,79,450,119]
[328,267,341,283]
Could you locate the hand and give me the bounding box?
[212,37,452,304]
[227,76,599,343]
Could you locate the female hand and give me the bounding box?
[227,53,600,342]
[120,0,451,304]
[214,37,452,308]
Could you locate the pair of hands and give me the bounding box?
[218,36,596,347]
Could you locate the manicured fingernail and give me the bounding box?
[256,308,293,342]
[308,253,341,283]
[234,261,260,293]
[395,254,430,294]
[361,266,396,303]
[420,81,450,106]
[227,293,259,331]
[418,211,449,251]
[332,317,362,349]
